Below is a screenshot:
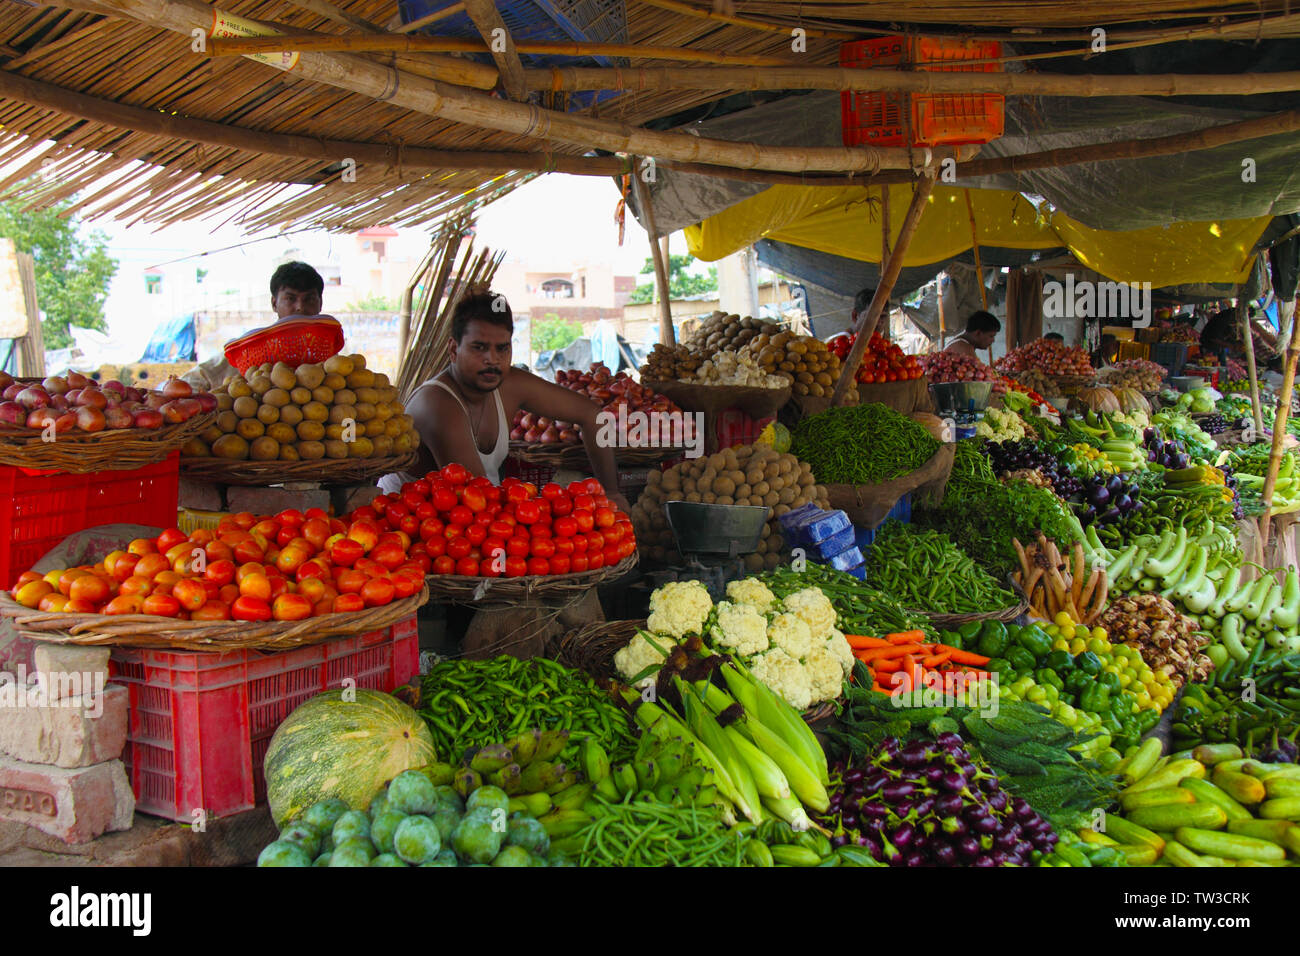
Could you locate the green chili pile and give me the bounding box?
[557,796,748,867]
[791,403,940,484]
[418,657,638,762]
[760,562,937,640]
[863,521,1018,614]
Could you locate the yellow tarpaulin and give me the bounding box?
[683,183,1268,287]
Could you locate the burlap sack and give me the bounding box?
[823,442,956,530]
[855,376,935,415]
[641,380,791,419]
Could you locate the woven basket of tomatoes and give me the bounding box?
[354,465,640,610]
[0,509,430,651]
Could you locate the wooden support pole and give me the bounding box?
[1240,298,1265,437]
[937,275,947,350]
[1260,304,1300,549]
[462,0,527,100]
[286,0,383,33]
[880,186,892,276]
[632,163,675,347]
[396,3,466,33]
[832,170,937,406]
[630,0,855,39]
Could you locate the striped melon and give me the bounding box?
[264,689,437,829]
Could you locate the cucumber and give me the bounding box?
[1212,767,1268,805]
[1126,802,1228,832]
[1121,787,1196,813]
[1220,614,1250,663]
[1126,759,1206,794]
[768,845,823,866]
[1077,827,1119,847]
[1259,797,1300,821]
[1265,777,1300,799]
[1191,743,1243,765]
[1175,826,1287,862]
[1117,843,1160,866]
[1223,577,1258,615]
[1226,819,1300,855]
[1256,582,1284,629]
[1243,577,1276,621]
[1162,840,1215,867]
[1121,738,1164,785]
[1254,763,1300,779]
[1179,779,1253,822]
[1144,529,1186,578]
[1270,568,1300,629]
[1107,544,1140,581]
[1103,814,1165,853]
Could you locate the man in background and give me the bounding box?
[1043,332,1065,345]
[942,310,1001,359]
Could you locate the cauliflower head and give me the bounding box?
[725,578,777,614]
[767,611,813,659]
[805,644,846,704]
[824,628,855,677]
[749,648,813,712]
[781,588,837,639]
[646,580,713,639]
[613,631,676,681]
[710,601,769,657]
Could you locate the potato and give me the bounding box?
[323,439,349,459]
[216,392,234,411]
[216,410,239,433]
[236,418,265,440]
[374,403,394,422]
[715,496,733,506]
[736,484,752,500]
[266,423,296,445]
[763,491,780,509]
[662,470,681,490]
[263,387,291,408]
[685,491,702,503]
[200,425,223,444]
[232,395,259,419]
[322,372,347,391]
[773,504,790,517]
[328,404,357,425]
[707,452,726,471]
[798,471,815,487]
[346,369,375,389]
[334,389,357,407]
[682,478,696,495]
[701,493,716,504]
[696,477,712,494]
[211,434,249,459]
[278,405,303,427]
[778,486,797,504]
[296,364,325,389]
[752,481,770,497]
[371,435,395,458]
[278,444,300,461]
[302,401,329,422]
[296,420,325,442]
[354,402,377,422]
[746,468,765,486]
[744,553,765,572]
[713,476,735,497]
[249,436,280,461]
[365,419,386,438]
[384,418,405,439]
[323,354,353,376]
[256,403,280,425]
[248,374,273,396]
[764,552,781,570]
[311,386,335,405]
[227,379,252,399]
[181,438,210,457]
[392,433,415,454]
[355,386,380,406]
[347,437,374,458]
[289,386,312,406]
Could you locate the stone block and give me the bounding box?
[177,477,224,511]
[0,756,134,844]
[0,683,127,768]
[33,645,111,701]
[226,484,330,515]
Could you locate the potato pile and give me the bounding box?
[183,354,418,462]
[630,443,830,571]
[641,343,703,382]
[743,332,844,399]
[683,312,780,352]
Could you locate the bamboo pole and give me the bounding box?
[880,185,891,272]
[963,188,987,310]
[1240,298,1265,438]
[937,275,946,350]
[519,64,1300,98]
[462,0,527,100]
[1260,307,1300,550]
[395,3,466,33]
[209,34,801,66]
[286,0,383,33]
[632,161,675,347]
[630,0,856,39]
[78,0,939,175]
[832,170,937,406]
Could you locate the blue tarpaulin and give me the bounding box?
[140,314,196,363]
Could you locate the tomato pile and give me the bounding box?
[825,332,923,383]
[351,464,637,578]
[8,509,423,622]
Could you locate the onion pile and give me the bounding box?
[0,370,214,433]
[918,352,997,383]
[822,733,1059,867]
[995,340,1095,377]
[1159,323,1199,344]
[509,363,680,444]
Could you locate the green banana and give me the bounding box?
[614,764,639,797]
[550,782,593,811]
[415,762,456,787]
[507,792,552,817]
[580,738,610,783]
[518,760,559,793]
[538,808,591,838]
[504,730,541,766]
[634,758,660,791]
[547,769,578,795]
[533,729,570,763]
[488,763,523,794]
[594,774,622,801]
[452,768,482,799]
[468,743,515,774]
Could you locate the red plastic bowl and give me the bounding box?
[224,318,345,374]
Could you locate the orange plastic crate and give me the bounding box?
[840,36,1004,148]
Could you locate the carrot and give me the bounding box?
[871,682,895,695]
[903,655,923,690]
[921,651,952,668]
[845,635,890,649]
[872,657,905,673]
[855,644,926,662]
[887,630,927,645]
[945,649,990,666]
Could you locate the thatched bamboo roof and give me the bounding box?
[0,0,1297,231]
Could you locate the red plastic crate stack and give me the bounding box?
[0,452,181,589]
[110,616,419,822]
[840,36,1004,148]
[715,408,773,451]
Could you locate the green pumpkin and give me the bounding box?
[263,689,437,829]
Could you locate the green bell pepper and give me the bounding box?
[1063,670,1092,695]
[1137,708,1162,733]
[1015,625,1054,659]
[984,657,1012,675]
[1079,683,1110,714]
[1075,651,1103,676]
[956,620,983,645]
[1098,671,1122,696]
[1045,650,1075,672]
[1035,668,1065,692]
[1005,646,1036,673]
[1102,713,1124,735]
[939,629,964,651]
[976,620,1010,659]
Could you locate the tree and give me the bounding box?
[628,253,718,304]
[344,291,398,311]
[532,314,582,353]
[0,198,118,350]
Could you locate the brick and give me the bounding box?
[227,484,330,515]
[33,646,111,702]
[0,683,127,768]
[178,477,224,511]
[0,756,134,844]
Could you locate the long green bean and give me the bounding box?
[760,563,938,640]
[571,797,746,867]
[863,522,1017,614]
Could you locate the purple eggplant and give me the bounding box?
[956,835,981,860]
[932,842,958,866]
[881,781,916,803]
[892,823,916,850]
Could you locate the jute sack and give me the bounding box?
[823,442,956,530]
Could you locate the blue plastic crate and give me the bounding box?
[801,510,852,546]
[844,563,867,580]
[852,493,913,550]
[823,546,865,571]
[814,525,857,557]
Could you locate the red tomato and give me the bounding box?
[573,493,595,512]
[583,479,604,496]
[527,557,550,576]
[465,525,488,546]
[550,495,573,517]
[431,485,458,512]
[505,556,528,577]
[409,478,432,498]
[553,537,575,556]
[386,500,409,522]
[618,538,637,560]
[489,519,514,539]
[231,595,272,622]
[479,557,502,577]
[566,481,587,495]
[530,524,552,539]
[462,486,488,512]
[415,506,437,531]
[398,514,419,537]
[594,507,615,529]
[505,484,531,505]
[448,505,474,526]
[588,551,605,570]
[574,509,595,533]
[549,554,571,574]
[351,505,378,522]
[432,555,456,575]
[455,556,481,577]
[553,516,578,538]
[506,537,531,558]
[441,463,470,485]
[541,482,565,500]
[530,538,556,559]
[604,523,625,543]
[603,544,622,566]
[419,517,444,541]
[483,536,507,557]
[515,500,542,525]
[447,537,472,560]
[570,553,589,573]
[410,553,433,574]
[585,531,606,552]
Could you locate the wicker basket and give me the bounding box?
[558,617,838,723]
[508,441,685,469]
[0,585,429,652]
[424,553,638,610]
[0,412,215,473]
[179,451,417,487]
[908,575,1030,630]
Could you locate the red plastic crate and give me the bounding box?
[0,453,180,589]
[502,457,556,487]
[110,616,418,822]
[715,408,773,451]
[840,36,1004,148]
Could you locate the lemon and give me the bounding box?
[1091,626,1108,641]
[1054,611,1075,629]
[1069,638,1087,654]
[1117,673,1134,688]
